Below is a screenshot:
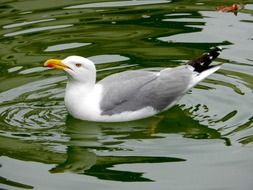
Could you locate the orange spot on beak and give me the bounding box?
[44,59,69,70]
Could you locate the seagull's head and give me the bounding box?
[44,56,96,84]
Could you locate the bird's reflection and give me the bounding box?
[0,106,231,182]
[50,114,186,182]
[50,106,230,182]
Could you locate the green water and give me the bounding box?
[1,0,253,189]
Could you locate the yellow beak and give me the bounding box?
[44,59,69,70]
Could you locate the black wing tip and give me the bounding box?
[188,46,223,73]
[209,46,223,55]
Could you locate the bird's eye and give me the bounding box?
[75,63,82,67]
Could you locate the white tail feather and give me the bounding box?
[189,65,221,88]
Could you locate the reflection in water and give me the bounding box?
[0,106,229,183]
[0,176,33,189]
[50,107,229,182]
[64,0,170,9]
[51,147,184,182]
[0,135,66,164]
[0,0,253,189]
[51,115,187,182]
[3,24,74,37]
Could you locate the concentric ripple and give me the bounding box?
[0,101,65,129]
[0,72,68,141]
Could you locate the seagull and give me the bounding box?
[44,47,222,122]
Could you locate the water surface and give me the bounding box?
[0,0,253,189]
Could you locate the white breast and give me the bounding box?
[64,83,103,121]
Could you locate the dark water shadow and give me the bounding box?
[0,176,33,189]
[50,114,187,182]
[49,106,230,182]
[50,146,184,182]
[0,106,231,183]
[156,107,231,145]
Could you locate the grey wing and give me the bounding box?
[98,70,156,84]
[99,67,193,116]
[98,70,158,114]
